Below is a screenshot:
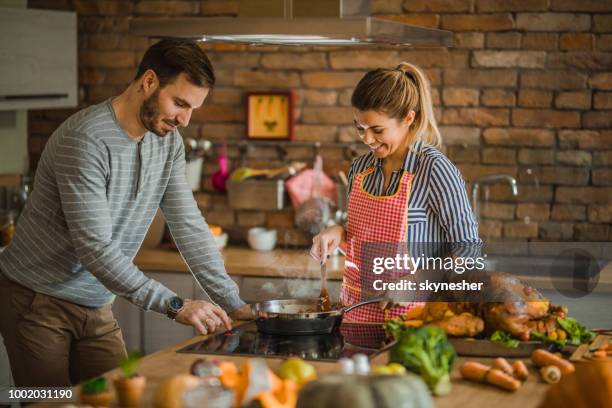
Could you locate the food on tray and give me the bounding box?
[388,272,595,347]
[385,325,456,396]
[490,330,520,348]
[459,361,521,392]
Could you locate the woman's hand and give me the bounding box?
[310,225,344,263]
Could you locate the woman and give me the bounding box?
[310,62,481,322]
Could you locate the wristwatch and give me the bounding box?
[166,296,184,320]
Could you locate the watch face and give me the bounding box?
[170,297,183,311]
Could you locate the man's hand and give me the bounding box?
[175,299,232,335]
[229,304,253,321]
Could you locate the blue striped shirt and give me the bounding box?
[347,140,481,247]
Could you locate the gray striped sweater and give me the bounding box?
[0,100,244,314]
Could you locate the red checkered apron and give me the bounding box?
[341,166,419,322]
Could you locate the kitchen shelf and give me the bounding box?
[210,140,367,161]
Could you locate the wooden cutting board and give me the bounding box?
[449,338,545,357]
[570,333,611,362]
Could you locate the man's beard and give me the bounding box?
[139,89,177,137]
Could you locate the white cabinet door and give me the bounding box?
[142,272,196,354]
[111,296,141,353]
[0,8,77,110]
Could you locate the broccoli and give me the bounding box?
[490,330,520,348]
[388,325,456,396]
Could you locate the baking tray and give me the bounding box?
[448,338,569,358]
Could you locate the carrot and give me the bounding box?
[531,349,575,375]
[485,369,521,392]
[460,361,490,382]
[494,358,514,376]
[513,360,529,381]
[593,350,607,359]
[459,362,521,392]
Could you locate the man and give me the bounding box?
[0,39,251,387]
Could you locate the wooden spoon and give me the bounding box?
[318,261,331,312]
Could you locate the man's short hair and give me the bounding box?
[135,38,215,88]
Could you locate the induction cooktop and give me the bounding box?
[177,321,393,362]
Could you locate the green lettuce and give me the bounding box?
[490,330,520,348]
[557,317,595,346]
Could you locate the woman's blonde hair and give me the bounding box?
[351,62,441,148]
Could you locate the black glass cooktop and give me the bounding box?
[177,321,393,362]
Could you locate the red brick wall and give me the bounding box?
[27,0,612,245]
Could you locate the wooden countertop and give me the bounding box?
[135,247,345,280]
[34,322,553,408]
[135,247,612,293]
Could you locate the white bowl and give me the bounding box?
[247,227,277,251]
[214,232,228,250]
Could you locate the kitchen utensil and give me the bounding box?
[230,161,306,182]
[211,142,229,193]
[285,160,337,208]
[317,261,331,312]
[185,156,204,191]
[295,155,334,235]
[251,297,384,336]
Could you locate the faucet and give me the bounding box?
[471,174,518,222]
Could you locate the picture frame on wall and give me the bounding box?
[246,91,294,140]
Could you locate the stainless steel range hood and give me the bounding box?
[129,0,452,47]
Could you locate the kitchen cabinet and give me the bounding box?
[0,334,16,405]
[142,272,195,354]
[112,272,197,354]
[0,7,77,110]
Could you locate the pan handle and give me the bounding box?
[342,296,385,314]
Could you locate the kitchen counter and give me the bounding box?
[33,322,554,408]
[135,247,612,292]
[135,247,345,280]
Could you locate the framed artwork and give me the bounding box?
[246,92,294,140]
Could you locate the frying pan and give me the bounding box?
[251,297,384,335]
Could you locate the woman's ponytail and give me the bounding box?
[351,62,441,148]
[395,62,441,148]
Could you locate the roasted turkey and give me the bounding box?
[402,272,567,338]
